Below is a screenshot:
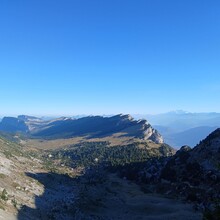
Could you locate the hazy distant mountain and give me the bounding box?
[0,114,163,144]
[154,125,218,148]
[0,117,29,133]
[133,111,220,148]
[134,111,220,131]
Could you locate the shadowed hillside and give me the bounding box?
[17,172,76,220]
[16,170,202,220]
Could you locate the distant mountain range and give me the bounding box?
[1,111,219,148]
[0,114,163,144]
[133,111,220,148]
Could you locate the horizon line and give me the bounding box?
[1,110,220,118]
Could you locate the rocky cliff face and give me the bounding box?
[141,121,163,143]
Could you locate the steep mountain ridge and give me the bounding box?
[189,128,220,170]
[0,114,163,144]
[158,128,220,186]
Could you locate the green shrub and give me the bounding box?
[0,189,8,201]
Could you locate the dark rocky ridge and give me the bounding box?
[126,128,220,217]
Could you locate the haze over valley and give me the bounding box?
[134,111,220,148]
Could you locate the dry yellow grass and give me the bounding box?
[21,132,165,150]
[22,137,84,150]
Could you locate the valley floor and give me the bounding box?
[77,174,203,220]
[0,172,203,220]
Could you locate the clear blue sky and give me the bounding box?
[0,0,220,116]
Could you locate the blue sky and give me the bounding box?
[0,0,220,116]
